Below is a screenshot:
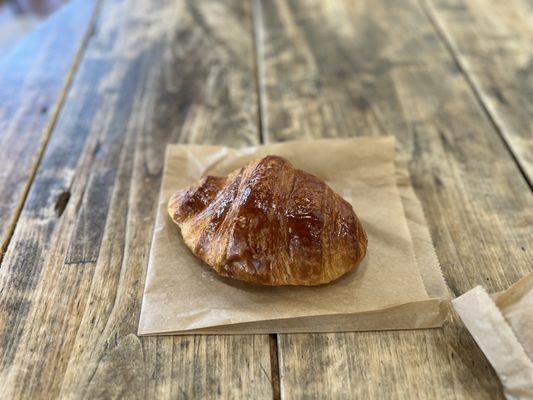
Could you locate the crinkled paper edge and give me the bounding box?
[453,285,533,399]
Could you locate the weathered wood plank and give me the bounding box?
[255,0,532,398]
[422,0,533,187]
[0,0,97,257]
[0,0,272,398]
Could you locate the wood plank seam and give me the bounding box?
[269,334,281,400]
[252,2,281,398]
[418,0,533,191]
[252,0,267,144]
[0,0,103,264]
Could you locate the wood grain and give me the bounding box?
[422,0,533,187]
[254,0,532,398]
[0,0,272,398]
[0,0,97,257]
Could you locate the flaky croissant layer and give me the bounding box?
[168,155,367,286]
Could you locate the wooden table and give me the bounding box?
[1,0,531,398]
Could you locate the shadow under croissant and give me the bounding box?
[191,246,371,294]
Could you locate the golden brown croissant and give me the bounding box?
[168,156,367,286]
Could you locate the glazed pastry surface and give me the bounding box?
[168,156,367,286]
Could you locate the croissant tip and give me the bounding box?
[167,191,180,220]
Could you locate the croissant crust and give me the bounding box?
[168,155,367,286]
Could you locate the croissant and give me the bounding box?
[167,155,367,286]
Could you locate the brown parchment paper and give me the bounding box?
[138,137,449,335]
[453,273,533,399]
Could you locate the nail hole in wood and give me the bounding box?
[55,191,71,217]
[93,142,101,158]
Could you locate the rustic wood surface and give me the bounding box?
[0,0,272,399]
[0,0,531,398]
[422,0,533,186]
[0,0,96,256]
[255,0,532,398]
